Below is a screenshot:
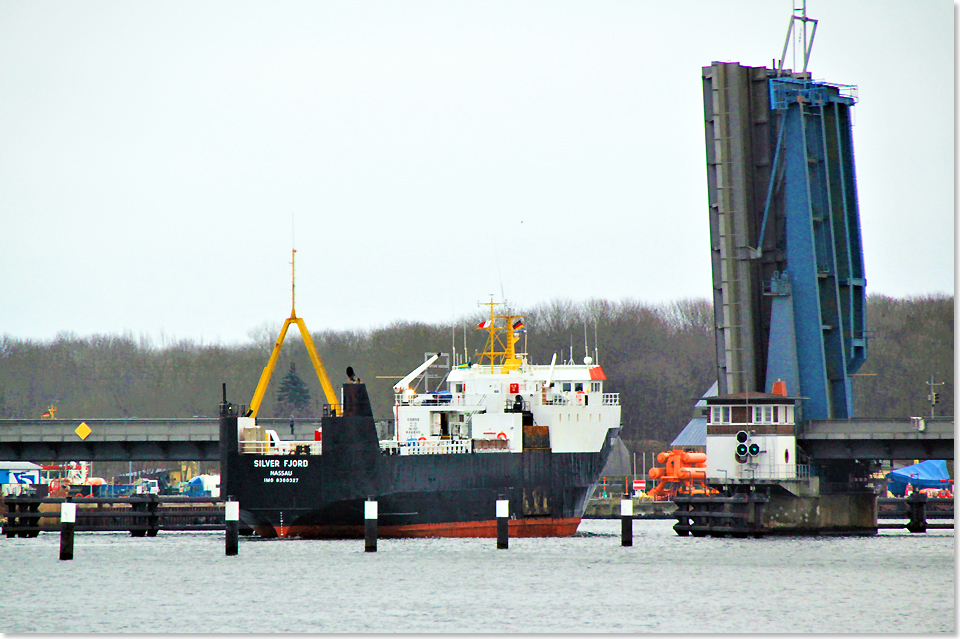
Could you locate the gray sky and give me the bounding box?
[0,0,953,346]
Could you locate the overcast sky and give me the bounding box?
[0,0,953,346]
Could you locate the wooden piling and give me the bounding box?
[364,498,378,552]
[60,501,76,561]
[496,498,509,549]
[225,499,239,556]
[621,498,633,547]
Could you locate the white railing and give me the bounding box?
[730,464,811,481]
[602,393,620,406]
[395,392,469,407]
[240,440,321,455]
[379,439,473,456]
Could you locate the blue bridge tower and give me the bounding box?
[702,63,866,420]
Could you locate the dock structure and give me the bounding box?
[1,495,243,537]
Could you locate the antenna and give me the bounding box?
[584,321,588,361]
[594,321,599,365]
[291,213,297,317]
[493,239,506,303]
[290,248,297,317]
[778,0,818,76]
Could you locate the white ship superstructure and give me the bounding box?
[390,301,620,456]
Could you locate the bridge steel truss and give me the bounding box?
[702,62,866,420]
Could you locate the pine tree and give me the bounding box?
[276,362,311,417]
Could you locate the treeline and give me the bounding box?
[0,295,952,455]
[851,294,954,420]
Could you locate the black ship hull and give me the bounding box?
[220,384,619,538]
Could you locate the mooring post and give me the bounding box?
[225,498,239,556]
[906,491,928,534]
[621,498,633,547]
[365,497,378,552]
[147,493,160,537]
[496,497,509,549]
[60,500,76,561]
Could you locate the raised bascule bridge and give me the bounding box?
[672,10,953,536]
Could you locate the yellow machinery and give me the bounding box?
[247,249,341,418]
[475,298,524,372]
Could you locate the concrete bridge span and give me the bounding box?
[0,418,322,462]
[0,417,952,463]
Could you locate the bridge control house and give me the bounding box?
[705,388,798,481]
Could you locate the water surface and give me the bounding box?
[0,520,953,633]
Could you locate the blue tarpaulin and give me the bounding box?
[885,460,952,497]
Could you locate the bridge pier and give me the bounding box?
[674,481,878,537]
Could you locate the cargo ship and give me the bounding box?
[220,290,622,538]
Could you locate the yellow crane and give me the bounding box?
[247,249,341,418]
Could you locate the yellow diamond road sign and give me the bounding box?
[75,422,91,440]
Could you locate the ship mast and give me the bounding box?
[475,298,523,372]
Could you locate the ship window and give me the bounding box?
[575,383,583,392]
[454,383,463,393]
[590,382,601,393]
[722,406,731,423]
[710,407,721,423]
[773,406,780,422]
[763,406,773,423]
[753,406,761,423]
[562,383,571,392]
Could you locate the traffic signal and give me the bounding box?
[735,430,749,457]
[735,430,762,463]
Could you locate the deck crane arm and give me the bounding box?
[247,249,342,418]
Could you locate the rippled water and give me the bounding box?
[0,520,953,633]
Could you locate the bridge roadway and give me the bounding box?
[0,416,953,462]
[799,417,954,460]
[0,418,323,461]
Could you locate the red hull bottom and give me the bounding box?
[255,517,582,539]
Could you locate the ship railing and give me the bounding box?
[542,395,569,406]
[503,397,531,412]
[239,440,321,455]
[601,393,620,406]
[394,392,480,408]
[379,439,473,456]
